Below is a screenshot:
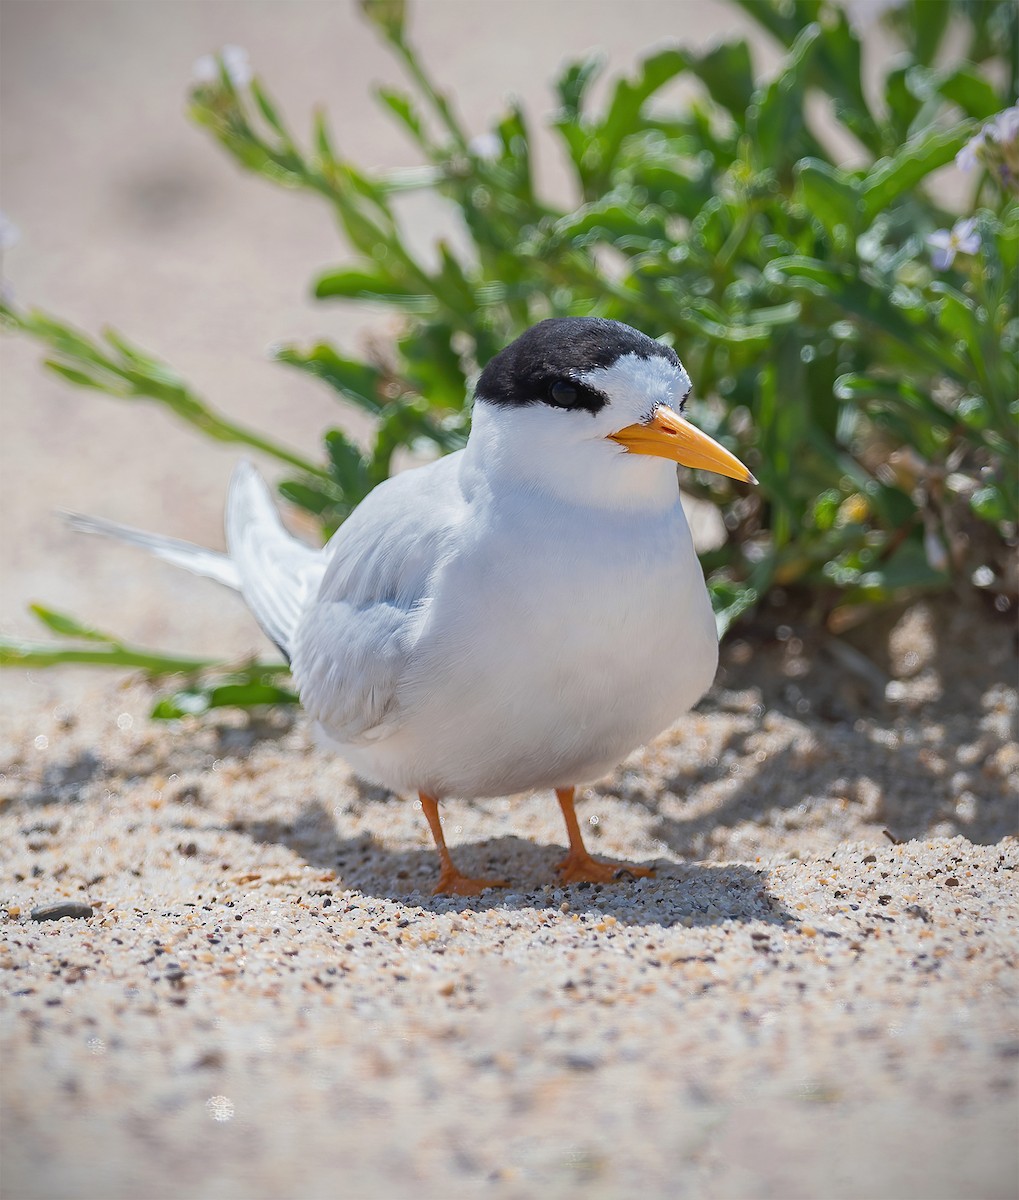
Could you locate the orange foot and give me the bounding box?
[433,867,509,897]
[555,848,655,886]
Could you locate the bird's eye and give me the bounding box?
[549,381,579,407]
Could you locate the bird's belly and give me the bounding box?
[340,512,718,798]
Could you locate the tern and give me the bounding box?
[73,317,755,895]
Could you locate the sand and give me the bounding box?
[2,593,1017,1200]
[2,4,1017,1198]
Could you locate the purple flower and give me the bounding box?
[956,103,1019,197]
[956,131,985,172]
[987,105,1019,146]
[928,217,980,270]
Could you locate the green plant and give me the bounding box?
[4,604,296,717]
[2,0,1016,712]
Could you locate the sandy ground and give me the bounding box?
[2,596,1017,1199]
[2,4,1018,1199]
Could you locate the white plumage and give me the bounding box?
[294,401,718,797]
[72,318,753,893]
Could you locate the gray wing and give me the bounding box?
[289,451,466,744]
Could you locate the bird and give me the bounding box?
[71,317,754,895]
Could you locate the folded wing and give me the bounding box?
[290,452,465,744]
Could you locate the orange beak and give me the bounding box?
[607,405,756,484]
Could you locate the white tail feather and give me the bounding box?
[224,462,324,658]
[65,513,242,590]
[68,462,324,661]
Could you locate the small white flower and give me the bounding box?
[956,130,985,172]
[192,54,217,85]
[923,524,949,573]
[468,132,502,161]
[956,103,1019,195]
[192,44,252,88]
[221,45,252,88]
[928,216,981,270]
[950,216,980,253]
[0,211,19,252]
[987,104,1019,146]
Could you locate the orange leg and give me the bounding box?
[419,792,508,896]
[554,786,655,885]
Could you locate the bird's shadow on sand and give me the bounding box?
[624,719,1017,852]
[231,799,788,929]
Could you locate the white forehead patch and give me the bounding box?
[579,352,691,422]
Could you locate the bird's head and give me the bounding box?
[467,317,755,510]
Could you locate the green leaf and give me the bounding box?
[0,619,221,676]
[766,256,969,382]
[43,361,108,391]
[398,321,467,409]
[30,604,116,643]
[708,578,760,639]
[12,305,329,479]
[861,123,976,221]
[277,478,349,526]
[929,281,983,346]
[435,242,477,311]
[764,255,844,295]
[681,299,800,344]
[554,53,605,120]
[923,65,1002,120]
[908,0,953,67]
[273,342,383,412]
[997,203,1019,275]
[794,158,862,242]
[250,79,292,141]
[544,197,670,247]
[813,7,880,153]
[868,537,947,591]
[207,682,298,708]
[314,267,436,310]
[0,641,204,672]
[688,40,756,119]
[313,107,337,162]
[833,372,949,429]
[152,680,298,719]
[494,101,535,204]
[7,2,1016,659]
[729,0,821,47]
[150,692,209,719]
[359,0,406,43]
[377,86,428,148]
[971,484,1009,524]
[598,48,691,180]
[884,64,923,138]
[748,23,821,172]
[324,428,372,498]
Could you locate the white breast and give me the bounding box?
[334,486,718,798]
